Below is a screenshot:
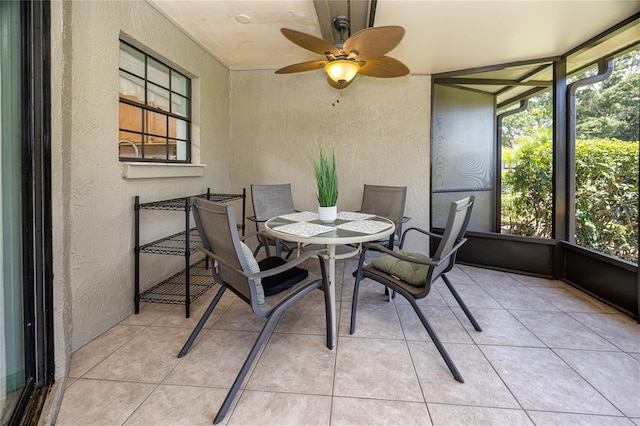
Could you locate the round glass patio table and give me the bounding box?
[264,211,395,347]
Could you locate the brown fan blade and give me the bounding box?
[343,26,405,60]
[280,28,341,57]
[275,60,328,74]
[359,56,410,78]
[327,76,355,90]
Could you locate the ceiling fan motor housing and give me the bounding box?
[333,16,350,32]
[332,16,350,48]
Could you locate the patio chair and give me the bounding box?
[350,196,481,383]
[359,184,411,249]
[178,198,334,424]
[358,184,412,299]
[248,183,297,258]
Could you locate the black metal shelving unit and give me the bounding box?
[134,188,246,317]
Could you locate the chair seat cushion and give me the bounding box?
[371,250,430,287]
[258,256,309,296]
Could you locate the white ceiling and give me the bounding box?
[149,0,639,75]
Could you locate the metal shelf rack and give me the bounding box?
[134,188,246,317]
[138,259,214,305]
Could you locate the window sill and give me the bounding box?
[120,162,206,179]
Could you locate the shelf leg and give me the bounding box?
[185,196,191,318]
[134,195,140,314]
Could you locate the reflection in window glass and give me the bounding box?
[119,132,141,159]
[119,102,144,133]
[147,57,170,88]
[0,1,26,420]
[171,94,188,117]
[119,71,144,104]
[175,140,187,161]
[171,118,188,140]
[143,135,167,159]
[172,71,189,96]
[119,43,144,77]
[147,83,170,112]
[145,110,167,138]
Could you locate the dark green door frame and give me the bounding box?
[7,0,54,424]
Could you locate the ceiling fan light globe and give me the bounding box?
[325,60,360,84]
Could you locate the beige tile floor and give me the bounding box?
[56,258,640,425]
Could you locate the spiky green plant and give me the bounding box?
[312,147,338,207]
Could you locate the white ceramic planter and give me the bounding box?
[318,205,337,223]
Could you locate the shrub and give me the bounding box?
[503,138,638,262]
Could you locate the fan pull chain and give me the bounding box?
[332,92,342,107]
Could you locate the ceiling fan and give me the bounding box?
[275,16,409,89]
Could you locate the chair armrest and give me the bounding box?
[240,231,266,249]
[402,226,442,238]
[246,216,266,234]
[249,250,326,281]
[398,226,444,248]
[200,247,236,271]
[240,231,261,242]
[201,245,328,283]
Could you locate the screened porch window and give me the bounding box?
[572,50,639,263]
[498,48,639,263]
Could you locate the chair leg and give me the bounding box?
[350,275,362,334]
[441,274,482,332]
[383,287,397,301]
[213,313,279,424]
[408,297,465,383]
[283,244,294,260]
[255,234,273,258]
[322,284,335,349]
[178,285,226,358]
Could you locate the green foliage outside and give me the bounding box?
[573,53,639,142]
[574,140,638,260]
[502,139,638,262]
[501,140,553,237]
[500,50,639,263]
[502,51,639,147]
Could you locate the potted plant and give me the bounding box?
[312,147,338,223]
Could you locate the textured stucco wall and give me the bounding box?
[230,70,431,248]
[54,0,231,352]
[50,0,73,384]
